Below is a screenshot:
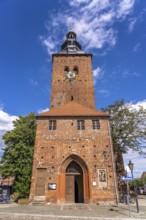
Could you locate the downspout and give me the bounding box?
[107,120,118,204]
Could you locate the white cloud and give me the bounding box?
[0,108,17,132]
[41,0,136,56]
[98,89,110,97]
[123,100,146,178]
[123,150,146,178]
[93,67,103,84]
[69,0,90,6]
[131,99,146,110]
[39,36,56,56]
[120,68,140,78]
[0,107,18,153]
[128,17,137,32]
[29,79,38,86]
[117,0,135,19]
[80,0,111,13]
[133,42,141,52]
[122,68,130,78]
[93,67,103,78]
[38,108,50,114]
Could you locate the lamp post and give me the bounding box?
[128,160,139,213]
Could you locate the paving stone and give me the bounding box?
[0,199,146,220]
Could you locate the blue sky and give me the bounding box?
[0,0,146,178]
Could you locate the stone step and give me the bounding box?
[33,196,46,201]
[30,200,45,205]
[30,196,46,205]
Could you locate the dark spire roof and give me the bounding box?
[59,30,85,54]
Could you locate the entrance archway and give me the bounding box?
[58,154,89,203]
[66,161,83,203]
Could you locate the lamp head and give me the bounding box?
[128,160,134,171]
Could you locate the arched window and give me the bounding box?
[69,34,74,39]
[73,66,78,75]
[64,66,69,74]
[66,161,82,174]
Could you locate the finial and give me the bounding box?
[70,23,73,31]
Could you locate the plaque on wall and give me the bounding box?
[92,181,97,186]
[48,183,57,190]
[99,169,106,182]
[98,169,107,188]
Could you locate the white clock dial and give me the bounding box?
[67,71,76,79]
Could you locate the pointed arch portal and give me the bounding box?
[58,154,90,203]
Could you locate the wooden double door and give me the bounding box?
[66,161,84,203]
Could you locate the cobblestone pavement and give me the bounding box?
[0,197,145,220]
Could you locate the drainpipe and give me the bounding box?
[107,120,118,204]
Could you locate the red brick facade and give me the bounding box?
[29,31,117,204]
[51,55,95,109]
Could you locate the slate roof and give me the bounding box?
[37,101,109,117]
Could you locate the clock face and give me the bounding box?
[67,71,76,79]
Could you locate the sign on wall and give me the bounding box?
[48,183,57,190]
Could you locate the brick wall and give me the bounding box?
[29,50,117,204]
[50,55,95,109]
[30,117,117,203]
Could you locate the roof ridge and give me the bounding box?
[37,101,109,117]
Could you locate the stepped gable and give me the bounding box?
[37,101,109,117]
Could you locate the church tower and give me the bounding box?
[29,30,117,204]
[51,31,95,109]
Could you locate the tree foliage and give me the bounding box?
[102,100,146,178]
[103,99,146,155]
[129,176,146,188]
[0,112,36,199]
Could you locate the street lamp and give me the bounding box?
[128,160,134,176]
[128,160,139,213]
